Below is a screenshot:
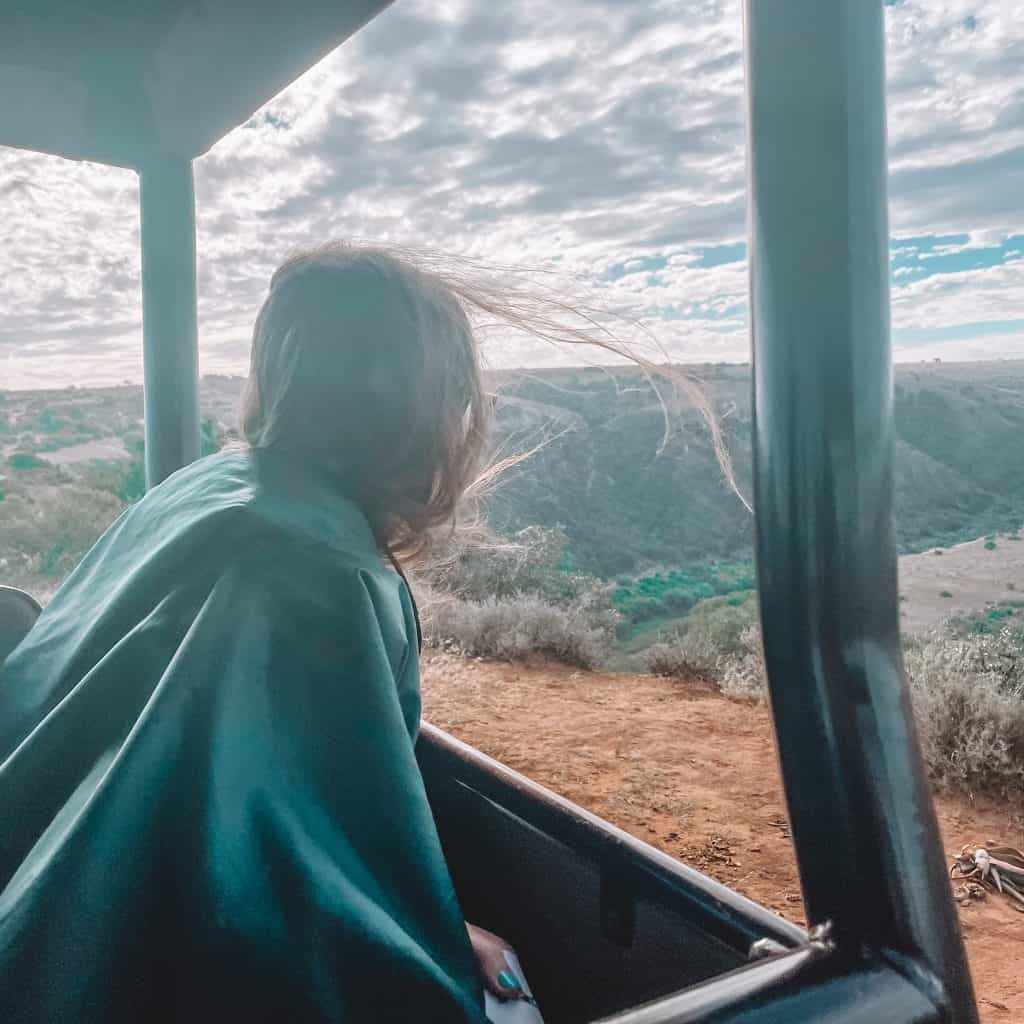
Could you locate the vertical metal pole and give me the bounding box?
[744,1,976,1019]
[139,157,201,488]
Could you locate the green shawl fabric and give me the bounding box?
[0,449,486,1023]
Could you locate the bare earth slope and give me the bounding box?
[898,532,1024,635]
[422,654,1024,1022]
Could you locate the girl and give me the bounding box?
[0,245,539,1022]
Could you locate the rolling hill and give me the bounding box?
[2,361,1022,593]
[483,360,1024,575]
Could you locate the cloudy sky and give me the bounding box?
[2,0,1023,389]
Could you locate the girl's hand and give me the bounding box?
[466,922,524,1001]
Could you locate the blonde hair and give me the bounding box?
[242,241,745,562]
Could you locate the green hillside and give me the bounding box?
[484,360,1024,575]
[2,361,1022,599]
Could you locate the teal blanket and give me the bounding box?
[0,449,486,1022]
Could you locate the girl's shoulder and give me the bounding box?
[145,447,382,569]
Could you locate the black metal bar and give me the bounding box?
[418,724,804,955]
[744,2,976,1019]
[139,156,201,488]
[597,954,941,1024]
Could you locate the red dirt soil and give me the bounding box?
[422,653,1024,1022]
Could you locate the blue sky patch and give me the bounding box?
[890,234,1021,281]
[694,242,746,268]
[604,254,670,281]
[894,319,1024,346]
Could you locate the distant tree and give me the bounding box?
[200,416,221,457]
[37,408,65,434]
[116,416,222,504]
[117,459,146,504]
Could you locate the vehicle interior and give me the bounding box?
[0,2,979,1021]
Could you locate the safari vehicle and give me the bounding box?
[0,1,979,1021]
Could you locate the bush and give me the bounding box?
[904,629,1024,798]
[719,626,767,700]
[424,592,613,669]
[680,592,758,658]
[424,525,605,607]
[950,604,1024,637]
[613,560,755,625]
[622,595,666,623]
[646,593,759,681]
[113,416,222,504]
[117,459,146,503]
[8,453,46,470]
[985,540,997,551]
[1,485,123,584]
[646,640,711,680]
[644,606,1024,798]
[37,408,65,434]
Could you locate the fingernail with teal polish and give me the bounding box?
[497,971,521,990]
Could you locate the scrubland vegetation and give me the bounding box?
[418,520,1024,798]
[906,628,1024,797]
[418,526,618,669]
[486,361,1024,575]
[642,589,1024,797]
[3,363,1023,796]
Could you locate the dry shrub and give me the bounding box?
[423,592,612,669]
[646,594,759,683]
[646,614,1024,797]
[2,485,123,601]
[718,625,768,701]
[904,628,1024,798]
[418,523,618,669]
[645,639,712,681]
[647,622,767,700]
[422,524,612,609]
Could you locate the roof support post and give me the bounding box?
[743,1,976,1017]
[139,156,201,489]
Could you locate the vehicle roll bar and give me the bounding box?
[744,1,976,1018]
[139,156,201,487]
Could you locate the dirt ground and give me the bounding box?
[0,438,129,464]
[898,531,1024,635]
[422,653,1024,1022]
[42,438,130,465]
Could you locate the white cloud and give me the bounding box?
[1,0,1022,387]
[893,334,1024,362]
[891,256,1024,330]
